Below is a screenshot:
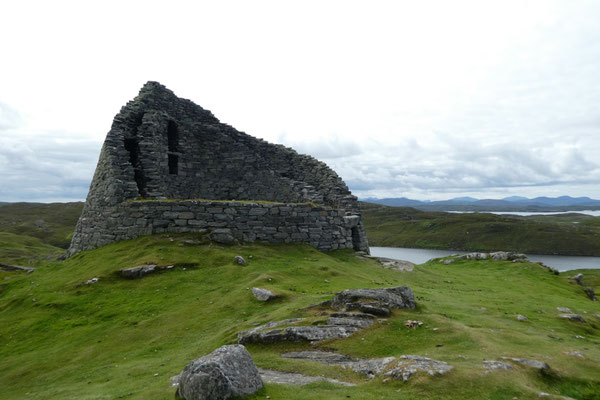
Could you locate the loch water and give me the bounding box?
[370,246,600,272]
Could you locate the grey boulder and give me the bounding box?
[176,345,263,400]
[331,286,415,311]
[235,256,247,265]
[252,288,278,301]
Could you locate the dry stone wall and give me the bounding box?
[68,82,368,255]
[69,200,367,253]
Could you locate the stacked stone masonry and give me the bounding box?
[68,82,369,255]
[72,200,367,252]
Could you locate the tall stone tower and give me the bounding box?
[68,82,369,255]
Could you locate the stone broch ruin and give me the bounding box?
[68,82,369,255]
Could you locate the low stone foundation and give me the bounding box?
[68,200,369,255]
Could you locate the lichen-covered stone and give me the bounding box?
[331,287,416,311]
[68,82,369,256]
[175,345,263,400]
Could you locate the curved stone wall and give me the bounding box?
[69,200,368,253]
[68,82,368,255]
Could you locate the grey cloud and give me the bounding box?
[314,127,600,199]
[0,126,100,202]
[277,132,363,159]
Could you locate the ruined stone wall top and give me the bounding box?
[86,81,357,211]
[69,82,368,255]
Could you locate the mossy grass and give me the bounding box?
[1,234,599,399]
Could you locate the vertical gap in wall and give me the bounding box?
[124,138,147,197]
[167,120,179,152]
[167,120,179,175]
[168,154,178,174]
[351,226,361,251]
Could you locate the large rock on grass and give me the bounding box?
[252,288,278,301]
[331,286,415,311]
[176,345,263,400]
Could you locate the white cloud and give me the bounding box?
[0,0,600,201]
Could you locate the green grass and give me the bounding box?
[361,202,600,256]
[1,234,599,399]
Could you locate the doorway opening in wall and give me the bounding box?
[351,226,361,250]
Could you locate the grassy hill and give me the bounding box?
[1,233,599,399]
[0,202,83,249]
[0,202,83,265]
[361,202,600,256]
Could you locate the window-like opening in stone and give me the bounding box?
[124,138,147,196]
[351,226,362,251]
[168,154,178,175]
[167,120,178,152]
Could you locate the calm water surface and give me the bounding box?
[370,247,600,272]
[447,210,600,216]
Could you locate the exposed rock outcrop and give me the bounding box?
[257,368,355,387]
[384,355,454,381]
[119,264,174,279]
[499,357,550,371]
[331,287,416,311]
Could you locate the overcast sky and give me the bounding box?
[1,0,600,202]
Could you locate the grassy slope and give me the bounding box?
[361,203,600,256]
[1,233,599,399]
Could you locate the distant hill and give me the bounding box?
[0,202,84,262]
[361,196,600,212]
[360,202,600,256]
